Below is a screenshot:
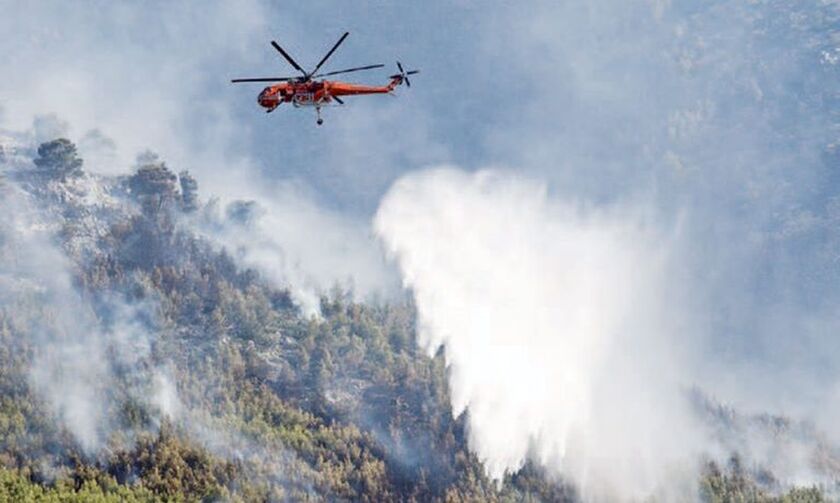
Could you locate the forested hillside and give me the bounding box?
[0,137,829,501]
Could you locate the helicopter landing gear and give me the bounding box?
[316,107,323,126]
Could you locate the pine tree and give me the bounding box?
[179,170,199,213]
[33,138,83,180]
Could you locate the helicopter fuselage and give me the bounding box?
[257,77,402,110]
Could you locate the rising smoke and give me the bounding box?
[193,182,399,317]
[0,180,174,454]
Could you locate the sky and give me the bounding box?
[1,0,839,497]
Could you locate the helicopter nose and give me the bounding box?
[257,88,274,108]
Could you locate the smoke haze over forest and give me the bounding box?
[0,1,839,501]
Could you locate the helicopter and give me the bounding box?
[231,32,419,125]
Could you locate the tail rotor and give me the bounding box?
[389,61,420,87]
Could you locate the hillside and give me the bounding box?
[0,136,832,501]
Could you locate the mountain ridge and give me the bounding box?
[0,134,833,501]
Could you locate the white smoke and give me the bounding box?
[194,181,400,317]
[375,167,705,500]
[0,178,177,453]
[29,331,108,453]
[0,183,106,452]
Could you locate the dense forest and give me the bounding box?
[0,137,830,501]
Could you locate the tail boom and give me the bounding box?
[326,77,403,97]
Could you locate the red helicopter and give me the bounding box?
[232,32,419,125]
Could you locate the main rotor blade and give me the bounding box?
[231,77,295,83]
[312,64,385,78]
[270,41,307,76]
[310,32,349,76]
[397,61,404,73]
[406,70,420,75]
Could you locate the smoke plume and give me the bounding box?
[0,176,175,454]
[194,182,399,316]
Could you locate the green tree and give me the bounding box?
[178,170,199,213]
[33,138,83,179]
